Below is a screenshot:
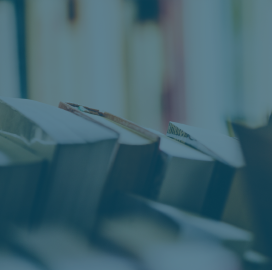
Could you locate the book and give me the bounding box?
[180,0,234,134]
[160,0,187,130]
[166,122,245,219]
[58,102,160,203]
[237,0,272,127]
[0,135,45,226]
[0,97,119,233]
[126,9,164,131]
[98,193,252,267]
[0,1,20,98]
[167,122,244,166]
[26,0,126,117]
[146,128,215,215]
[221,166,254,239]
[233,123,272,258]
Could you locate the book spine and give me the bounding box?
[201,161,235,220]
[161,0,187,131]
[0,1,20,98]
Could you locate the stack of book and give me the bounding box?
[0,97,270,270]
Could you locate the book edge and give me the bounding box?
[60,102,160,143]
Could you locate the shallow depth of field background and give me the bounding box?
[1,0,272,134]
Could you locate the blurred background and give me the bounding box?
[1,0,272,134]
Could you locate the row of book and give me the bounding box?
[0,97,243,227]
[23,0,272,131]
[0,97,270,269]
[3,0,272,134]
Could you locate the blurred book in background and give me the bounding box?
[236,0,272,127]
[125,0,164,131]
[2,0,272,133]
[180,0,234,135]
[0,0,20,98]
[160,0,187,131]
[26,0,127,117]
